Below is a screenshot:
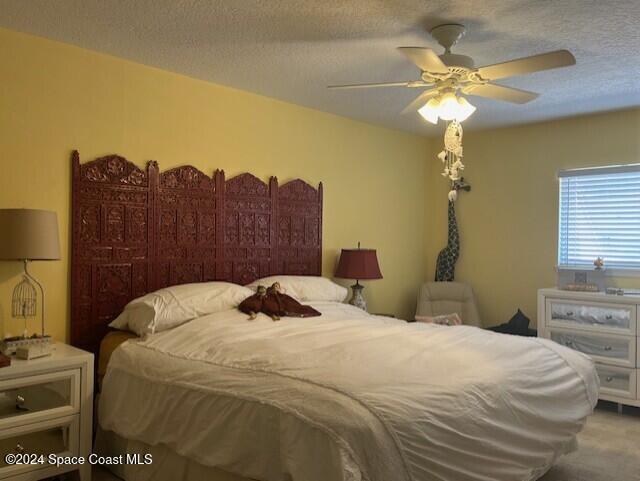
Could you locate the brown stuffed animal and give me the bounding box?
[261,283,283,321]
[262,282,321,320]
[238,285,268,320]
[239,282,321,321]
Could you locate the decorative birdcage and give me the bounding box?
[12,276,37,337]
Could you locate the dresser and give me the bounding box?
[0,343,93,480]
[538,288,640,408]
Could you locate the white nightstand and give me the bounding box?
[0,343,93,481]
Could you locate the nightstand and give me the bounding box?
[0,343,93,481]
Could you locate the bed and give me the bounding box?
[70,153,598,481]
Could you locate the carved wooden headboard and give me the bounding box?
[70,151,322,355]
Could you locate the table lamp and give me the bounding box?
[334,242,383,311]
[0,209,60,338]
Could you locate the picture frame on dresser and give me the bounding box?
[538,288,640,411]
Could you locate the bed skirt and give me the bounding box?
[94,427,257,481]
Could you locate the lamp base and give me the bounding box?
[348,281,367,311]
[0,334,51,356]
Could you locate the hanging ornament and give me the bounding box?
[444,120,463,158]
[436,120,467,201]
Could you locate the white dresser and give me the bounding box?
[538,288,640,408]
[0,343,93,480]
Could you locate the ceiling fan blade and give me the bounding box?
[328,81,413,89]
[465,83,539,104]
[398,47,449,73]
[401,89,440,114]
[477,50,576,80]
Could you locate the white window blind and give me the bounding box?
[559,165,640,269]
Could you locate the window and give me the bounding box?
[559,165,640,270]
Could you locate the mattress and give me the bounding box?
[99,302,598,481]
[97,330,137,390]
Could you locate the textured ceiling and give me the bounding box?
[0,0,639,135]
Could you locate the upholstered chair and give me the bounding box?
[415,282,481,327]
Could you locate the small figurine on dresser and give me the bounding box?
[594,257,604,270]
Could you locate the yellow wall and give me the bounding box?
[426,108,640,327]
[0,28,430,341]
[4,25,637,339]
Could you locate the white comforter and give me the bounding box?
[100,302,598,481]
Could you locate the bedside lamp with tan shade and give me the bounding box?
[0,209,60,346]
[334,242,383,312]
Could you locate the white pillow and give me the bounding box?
[110,281,253,336]
[246,276,348,303]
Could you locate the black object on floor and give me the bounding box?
[487,309,537,337]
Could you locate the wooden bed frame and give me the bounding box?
[70,151,323,355]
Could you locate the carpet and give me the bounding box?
[540,402,640,481]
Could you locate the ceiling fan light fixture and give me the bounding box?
[418,92,476,124]
[456,96,476,122]
[418,97,440,124]
[437,92,459,121]
[330,25,576,130]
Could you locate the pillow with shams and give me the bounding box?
[110,281,253,336]
[246,275,348,303]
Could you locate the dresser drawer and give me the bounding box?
[0,369,80,429]
[596,364,636,399]
[0,414,78,479]
[546,299,636,335]
[550,328,636,368]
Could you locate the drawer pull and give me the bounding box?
[566,311,574,316]
[605,376,614,383]
[605,314,613,320]
[15,443,24,454]
[604,346,612,351]
[15,394,28,411]
[564,340,574,347]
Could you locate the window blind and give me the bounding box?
[559,165,640,269]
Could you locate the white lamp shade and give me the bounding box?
[436,92,459,121]
[418,97,440,124]
[0,209,61,260]
[456,96,476,121]
[419,93,477,124]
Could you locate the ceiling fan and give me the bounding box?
[328,24,576,123]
